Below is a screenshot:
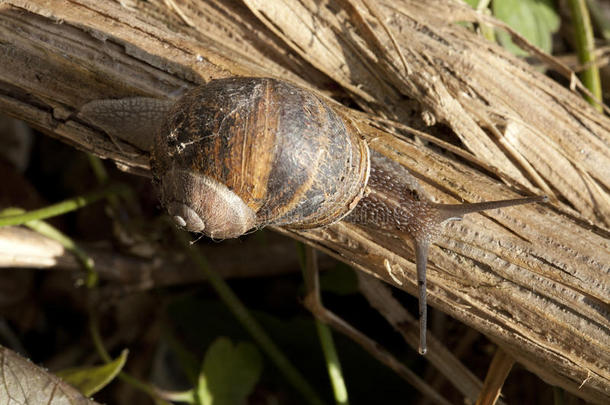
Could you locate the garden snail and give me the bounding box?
[82,76,546,354]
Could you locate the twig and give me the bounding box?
[475,347,515,405]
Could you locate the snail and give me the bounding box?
[80,76,546,354]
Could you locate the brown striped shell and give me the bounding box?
[151,77,370,238]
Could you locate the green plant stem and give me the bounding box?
[587,0,610,40]
[87,154,110,183]
[87,154,124,212]
[314,308,349,405]
[174,230,325,405]
[553,386,566,405]
[297,243,349,405]
[568,0,603,111]
[473,0,495,42]
[88,306,173,405]
[476,0,491,11]
[0,207,98,287]
[0,183,130,227]
[156,389,196,403]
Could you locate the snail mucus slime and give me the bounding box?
[90,77,546,355]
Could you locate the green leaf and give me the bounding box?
[463,0,480,7]
[492,0,560,55]
[56,349,128,397]
[196,338,263,405]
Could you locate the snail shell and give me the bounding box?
[151,77,370,238]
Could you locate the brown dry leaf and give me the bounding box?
[0,345,101,405]
[0,0,608,403]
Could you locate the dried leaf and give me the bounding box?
[0,345,101,405]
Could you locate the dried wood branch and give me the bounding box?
[0,226,304,284]
[0,0,608,403]
[357,272,500,405]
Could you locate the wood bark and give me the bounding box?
[0,0,608,403]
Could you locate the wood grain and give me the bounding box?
[0,0,608,403]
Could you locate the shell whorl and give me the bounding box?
[151,77,369,237]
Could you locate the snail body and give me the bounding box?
[84,76,545,354]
